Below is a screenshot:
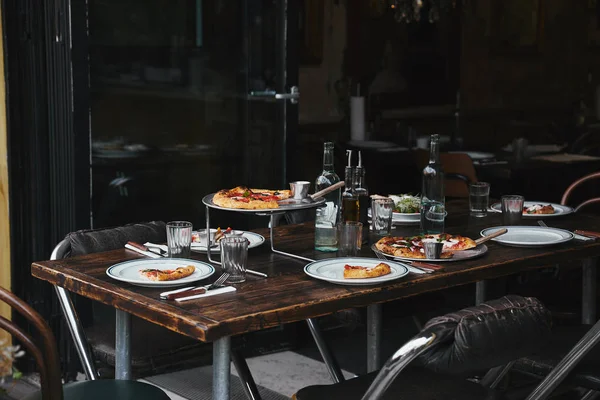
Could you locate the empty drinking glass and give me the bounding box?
[371,198,394,236]
[469,182,490,217]
[338,222,362,257]
[221,236,248,283]
[501,195,524,225]
[166,221,193,258]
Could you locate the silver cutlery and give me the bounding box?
[125,242,162,259]
[538,220,596,241]
[373,250,432,274]
[160,272,230,300]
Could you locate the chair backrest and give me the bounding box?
[53,221,167,259]
[414,150,478,197]
[561,172,600,212]
[0,286,63,400]
[362,295,552,400]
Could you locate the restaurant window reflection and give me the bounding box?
[88,0,290,230]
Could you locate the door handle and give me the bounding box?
[249,86,300,104]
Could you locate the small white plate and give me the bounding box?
[480,226,573,248]
[191,229,265,253]
[490,201,574,218]
[106,259,215,288]
[304,257,409,286]
[368,208,421,225]
[371,244,488,262]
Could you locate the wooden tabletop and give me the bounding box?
[31,207,600,343]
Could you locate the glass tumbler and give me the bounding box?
[501,195,525,225]
[221,236,248,283]
[166,221,193,258]
[371,198,394,236]
[337,222,363,257]
[469,182,490,217]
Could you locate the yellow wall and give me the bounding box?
[0,3,11,333]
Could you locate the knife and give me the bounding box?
[574,230,600,240]
[125,242,162,259]
[164,286,212,301]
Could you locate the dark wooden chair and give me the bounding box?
[0,285,170,400]
[293,295,553,400]
[561,171,600,212]
[414,150,478,198]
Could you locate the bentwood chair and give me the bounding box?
[561,171,600,212]
[0,285,170,400]
[293,295,553,400]
[50,221,267,399]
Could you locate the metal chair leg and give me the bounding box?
[306,318,345,383]
[53,285,98,380]
[367,304,382,373]
[231,349,263,400]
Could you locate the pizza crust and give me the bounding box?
[343,263,392,279]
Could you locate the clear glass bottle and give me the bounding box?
[354,164,370,244]
[420,134,445,234]
[341,165,359,222]
[315,142,341,251]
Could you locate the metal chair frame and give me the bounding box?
[561,171,600,212]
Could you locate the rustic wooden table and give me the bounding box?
[32,207,600,400]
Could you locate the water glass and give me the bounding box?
[221,236,248,283]
[337,222,362,257]
[421,202,447,234]
[501,195,525,225]
[371,198,394,236]
[166,221,193,258]
[469,182,490,217]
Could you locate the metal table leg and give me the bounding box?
[231,349,262,400]
[115,309,132,380]
[213,336,232,400]
[306,318,345,383]
[367,304,382,373]
[476,280,488,305]
[54,286,98,380]
[582,257,598,325]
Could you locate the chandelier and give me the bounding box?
[387,0,459,23]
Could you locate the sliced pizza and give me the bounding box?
[139,265,196,281]
[524,204,555,214]
[343,263,392,279]
[375,233,477,259]
[213,186,292,209]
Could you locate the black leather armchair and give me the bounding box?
[293,295,553,400]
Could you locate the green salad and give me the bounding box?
[389,194,420,214]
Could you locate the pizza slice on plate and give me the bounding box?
[140,265,195,281]
[343,263,392,279]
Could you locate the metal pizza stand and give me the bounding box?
[201,182,344,265]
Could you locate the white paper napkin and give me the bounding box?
[174,286,236,302]
[144,242,168,252]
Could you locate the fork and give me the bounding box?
[161,272,230,300]
[373,251,431,274]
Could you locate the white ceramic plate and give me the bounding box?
[489,201,574,218]
[371,244,488,262]
[368,208,421,225]
[304,257,409,286]
[191,229,265,253]
[448,151,495,160]
[480,226,573,248]
[106,259,215,288]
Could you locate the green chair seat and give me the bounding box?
[23,379,171,400]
